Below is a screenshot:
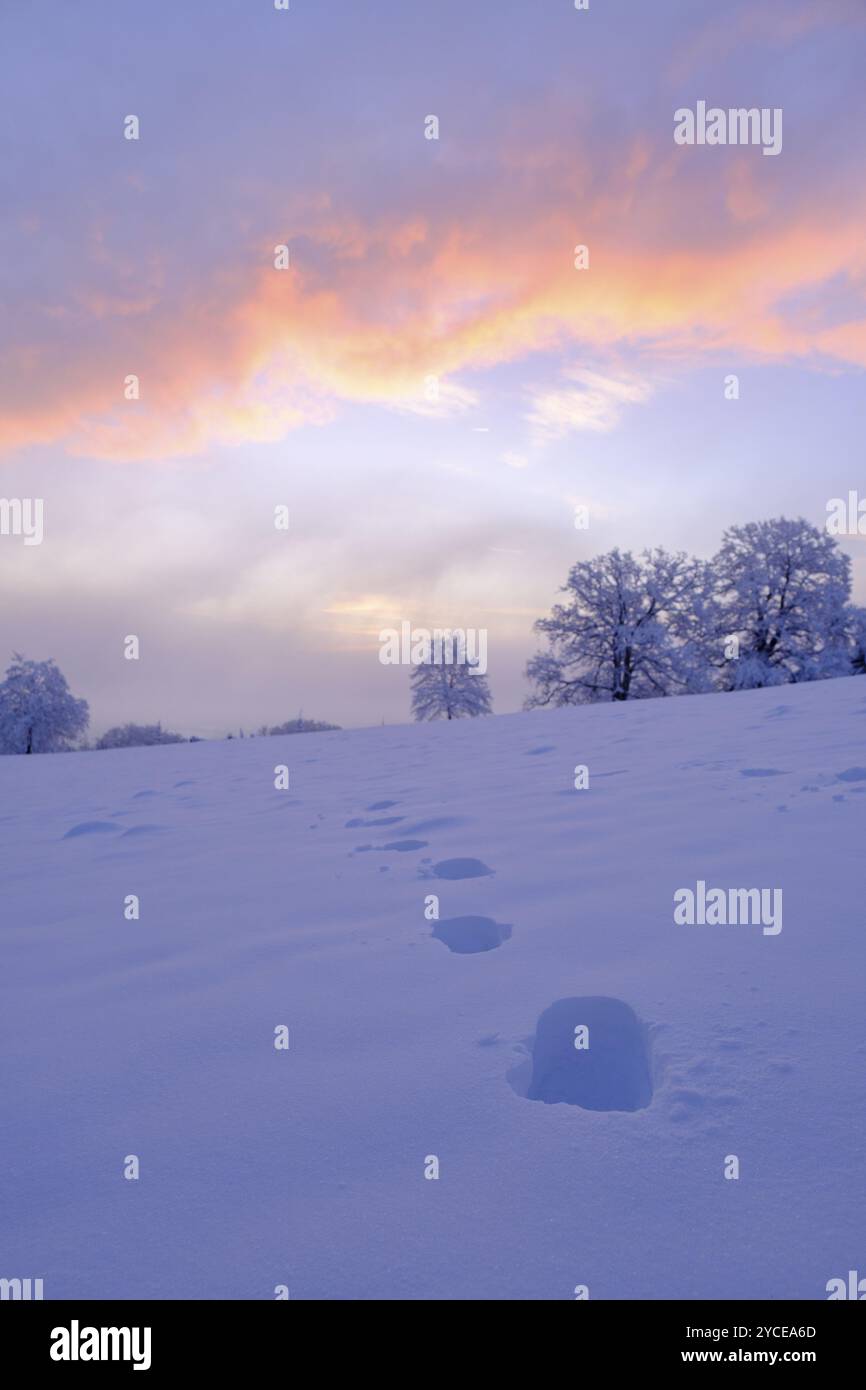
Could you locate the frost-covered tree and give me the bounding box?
[0,654,89,754]
[96,722,185,749]
[850,607,866,675]
[525,548,711,706]
[411,644,493,721]
[712,518,851,687]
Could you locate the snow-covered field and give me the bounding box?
[2,677,865,1300]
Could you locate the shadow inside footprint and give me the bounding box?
[432,916,512,955]
[63,821,120,839]
[525,996,652,1112]
[431,857,493,880]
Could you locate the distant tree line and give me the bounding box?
[0,667,341,756]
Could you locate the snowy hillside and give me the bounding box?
[2,677,865,1300]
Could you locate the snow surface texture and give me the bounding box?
[2,677,865,1300]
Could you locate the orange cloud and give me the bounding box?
[2,140,866,461]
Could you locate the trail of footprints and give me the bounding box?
[51,735,858,1137]
[60,782,660,1116]
[65,770,820,1118]
[345,796,503,947]
[342,793,654,1112]
[58,776,657,1115]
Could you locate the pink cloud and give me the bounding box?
[2,126,866,461]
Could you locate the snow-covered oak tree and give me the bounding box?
[525,548,711,705]
[0,655,89,754]
[712,518,851,687]
[411,644,493,721]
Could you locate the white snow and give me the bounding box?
[2,677,865,1299]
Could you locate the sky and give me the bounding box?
[1,0,865,736]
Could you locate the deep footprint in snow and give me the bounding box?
[431,916,512,954]
[63,821,121,839]
[382,839,428,852]
[523,997,652,1112]
[430,857,494,880]
[836,767,866,782]
[366,799,400,810]
[740,768,786,778]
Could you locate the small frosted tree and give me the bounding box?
[0,654,89,754]
[526,548,710,706]
[411,642,493,721]
[713,518,851,687]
